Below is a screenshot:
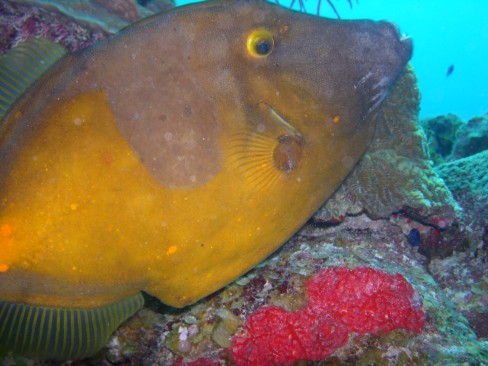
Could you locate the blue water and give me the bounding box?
[176,0,488,121]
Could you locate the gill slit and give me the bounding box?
[259,100,304,141]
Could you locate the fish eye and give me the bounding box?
[246,29,274,57]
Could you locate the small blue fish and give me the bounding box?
[446,64,454,77]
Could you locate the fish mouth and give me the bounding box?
[383,20,413,64]
[355,22,413,122]
[259,101,303,141]
[399,36,413,63]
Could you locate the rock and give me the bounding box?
[0,0,175,54]
[436,150,488,229]
[421,113,488,164]
[0,0,108,53]
[420,113,464,165]
[429,246,488,340]
[451,113,488,160]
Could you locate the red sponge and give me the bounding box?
[231,267,425,366]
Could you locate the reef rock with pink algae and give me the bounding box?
[6,0,174,32]
[231,267,425,366]
[0,0,108,53]
[313,66,461,229]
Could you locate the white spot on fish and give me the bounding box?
[164,132,173,141]
[257,123,265,133]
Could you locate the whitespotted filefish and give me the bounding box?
[0,0,412,360]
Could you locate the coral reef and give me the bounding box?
[421,113,464,165]
[1,2,487,365]
[92,0,142,23]
[231,267,424,366]
[95,212,486,366]
[314,66,461,227]
[10,0,174,32]
[429,248,488,339]
[0,0,108,53]
[428,150,488,339]
[435,150,488,219]
[451,113,488,160]
[421,112,488,163]
[0,0,174,54]
[5,212,487,365]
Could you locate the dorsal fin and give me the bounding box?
[0,37,67,120]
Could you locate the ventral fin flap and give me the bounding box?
[0,37,67,120]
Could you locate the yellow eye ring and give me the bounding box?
[246,29,274,58]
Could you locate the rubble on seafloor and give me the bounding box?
[0,2,487,365]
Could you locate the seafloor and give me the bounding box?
[0,1,487,365]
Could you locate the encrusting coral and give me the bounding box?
[230,267,425,366]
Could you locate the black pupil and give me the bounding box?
[255,39,271,55]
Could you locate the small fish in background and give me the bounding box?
[446,64,454,77]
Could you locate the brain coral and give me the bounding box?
[314,66,461,226]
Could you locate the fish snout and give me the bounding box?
[377,20,413,65]
[351,20,413,121]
